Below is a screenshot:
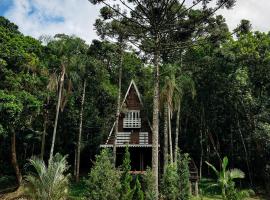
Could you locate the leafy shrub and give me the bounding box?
[206,156,251,200]
[86,149,121,200]
[143,167,156,200]
[24,153,70,200]
[177,153,190,200]
[133,176,144,200]
[120,146,133,200]
[161,163,179,200]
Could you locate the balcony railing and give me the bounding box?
[123,118,141,128]
[116,132,149,145]
[116,132,131,144]
[139,132,148,144]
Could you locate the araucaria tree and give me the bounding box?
[90,0,236,198]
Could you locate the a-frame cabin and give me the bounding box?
[101,80,153,172]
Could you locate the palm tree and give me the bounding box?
[25,153,70,200]
[205,157,245,199]
[173,73,196,162]
[72,54,89,182]
[48,35,88,164]
[160,65,177,166]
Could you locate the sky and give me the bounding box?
[0,0,270,44]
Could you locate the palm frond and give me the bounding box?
[229,168,245,180]
[24,153,69,200]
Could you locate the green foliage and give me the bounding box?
[120,146,133,200]
[133,176,144,200]
[177,153,191,200]
[161,163,179,200]
[24,153,70,200]
[69,180,88,200]
[86,149,121,200]
[205,157,249,200]
[143,167,156,200]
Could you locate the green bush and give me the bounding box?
[133,176,144,200]
[161,163,179,200]
[206,156,251,200]
[86,149,121,200]
[120,146,133,200]
[143,167,156,200]
[24,153,70,200]
[178,153,191,200]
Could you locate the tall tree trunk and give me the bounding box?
[41,109,48,159]
[237,117,253,186]
[152,39,160,200]
[199,129,203,180]
[199,106,204,179]
[11,130,22,186]
[74,148,77,176]
[113,45,123,165]
[49,65,65,163]
[174,102,181,163]
[76,80,86,182]
[168,105,173,164]
[163,104,168,173]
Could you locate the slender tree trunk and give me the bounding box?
[199,129,203,180]
[199,107,204,179]
[74,148,77,176]
[163,104,168,173]
[113,45,123,165]
[237,117,253,186]
[49,66,65,163]
[41,110,48,159]
[168,105,173,164]
[76,80,86,182]
[174,103,181,162]
[152,39,160,200]
[11,130,22,186]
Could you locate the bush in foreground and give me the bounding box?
[86,149,121,200]
[25,153,70,200]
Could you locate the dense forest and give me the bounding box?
[0,0,270,199]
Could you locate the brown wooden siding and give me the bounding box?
[105,84,152,145]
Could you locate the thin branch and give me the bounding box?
[163,0,203,28]
[101,1,149,30]
[160,0,229,35]
[160,28,238,52]
[118,0,149,21]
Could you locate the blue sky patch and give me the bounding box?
[27,2,65,24]
[0,0,13,16]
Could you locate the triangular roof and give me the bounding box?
[121,79,143,107]
[104,79,152,145]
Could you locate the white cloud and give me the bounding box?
[4,0,270,44]
[5,0,102,43]
[217,0,270,32]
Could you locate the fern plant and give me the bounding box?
[205,156,250,200]
[24,153,70,200]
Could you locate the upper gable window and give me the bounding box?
[123,110,141,128]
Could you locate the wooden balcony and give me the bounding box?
[116,132,148,145]
[123,118,141,128]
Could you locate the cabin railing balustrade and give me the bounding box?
[116,132,148,145]
[123,118,141,128]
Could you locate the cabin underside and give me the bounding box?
[117,147,152,171]
[101,146,152,172]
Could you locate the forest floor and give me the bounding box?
[191,178,269,200]
[0,178,268,200]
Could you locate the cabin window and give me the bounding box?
[123,110,141,128]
